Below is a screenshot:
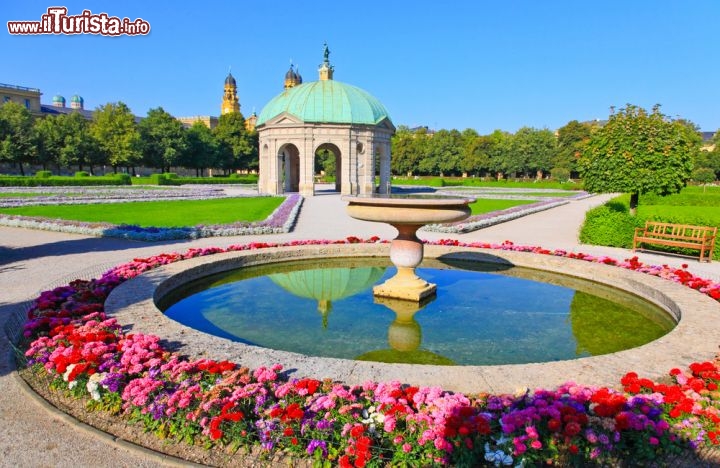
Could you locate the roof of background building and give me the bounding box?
[257,79,392,127]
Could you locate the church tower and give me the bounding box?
[221,72,240,115]
[284,64,303,89]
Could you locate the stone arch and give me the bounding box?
[278,143,300,193]
[315,142,342,193]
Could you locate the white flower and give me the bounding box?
[86,372,107,401]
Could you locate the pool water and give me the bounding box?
[159,258,675,366]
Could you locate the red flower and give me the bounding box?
[547,419,561,432]
[350,424,365,439]
[564,422,581,437]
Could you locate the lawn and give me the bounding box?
[469,198,536,215]
[0,197,284,227]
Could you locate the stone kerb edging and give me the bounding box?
[105,243,720,395]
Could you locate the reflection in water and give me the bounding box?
[356,296,456,365]
[268,267,385,328]
[161,258,675,366]
[570,291,675,355]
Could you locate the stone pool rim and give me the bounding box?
[105,243,720,395]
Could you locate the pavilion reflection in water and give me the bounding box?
[268,266,455,365]
[268,266,385,328]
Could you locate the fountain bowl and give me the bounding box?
[344,194,474,301]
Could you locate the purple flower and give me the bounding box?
[307,439,328,458]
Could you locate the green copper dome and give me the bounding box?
[257,80,391,126]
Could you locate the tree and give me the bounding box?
[33,114,64,170]
[485,129,513,179]
[692,167,715,192]
[0,102,37,175]
[36,112,102,173]
[460,128,490,176]
[390,126,416,175]
[695,129,720,179]
[91,102,142,172]
[214,113,257,173]
[183,121,220,176]
[555,120,593,175]
[508,127,557,179]
[138,107,188,172]
[579,104,698,215]
[426,129,463,176]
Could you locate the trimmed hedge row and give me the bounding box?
[0,173,258,187]
[140,173,258,185]
[0,175,131,186]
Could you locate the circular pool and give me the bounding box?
[105,243,720,394]
[158,257,674,366]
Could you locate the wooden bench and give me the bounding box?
[633,221,717,263]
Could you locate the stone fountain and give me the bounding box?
[343,195,473,301]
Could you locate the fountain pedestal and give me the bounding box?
[344,195,473,301]
[373,223,435,300]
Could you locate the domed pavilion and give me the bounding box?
[257,44,395,197]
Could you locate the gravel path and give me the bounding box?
[1,191,718,467]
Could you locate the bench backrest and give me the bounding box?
[643,221,717,240]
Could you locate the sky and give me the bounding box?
[2,1,719,134]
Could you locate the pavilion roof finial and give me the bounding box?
[323,42,330,65]
[319,42,334,81]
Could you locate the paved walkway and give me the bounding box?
[1,191,718,467]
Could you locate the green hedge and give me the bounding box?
[580,194,720,260]
[391,176,582,191]
[0,175,131,186]
[579,201,644,248]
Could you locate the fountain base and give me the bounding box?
[373,266,436,301]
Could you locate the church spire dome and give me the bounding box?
[221,70,240,115]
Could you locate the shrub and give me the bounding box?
[692,168,716,190]
[74,171,90,177]
[164,172,178,179]
[550,167,570,182]
[115,174,132,185]
[0,176,128,187]
[579,200,644,248]
[149,173,175,185]
[35,170,52,178]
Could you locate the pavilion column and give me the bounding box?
[299,136,315,196]
[379,141,392,194]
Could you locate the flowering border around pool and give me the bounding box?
[0,194,302,241]
[17,237,720,466]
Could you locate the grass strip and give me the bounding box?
[469,198,535,215]
[0,197,284,227]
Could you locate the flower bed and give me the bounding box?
[16,238,720,466]
[0,194,302,241]
[0,185,228,207]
